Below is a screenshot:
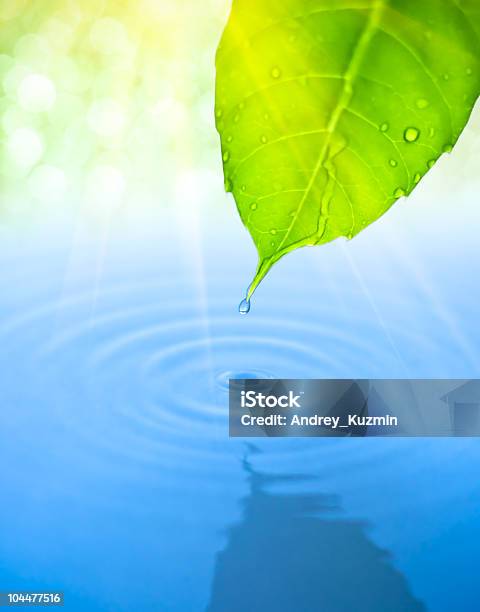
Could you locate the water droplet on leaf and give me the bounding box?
[271,67,281,79]
[380,122,389,132]
[389,159,398,167]
[427,159,436,169]
[250,202,257,211]
[223,151,230,162]
[443,144,453,153]
[414,173,421,184]
[270,229,277,235]
[394,187,406,198]
[404,127,420,142]
[416,98,429,109]
[260,135,267,144]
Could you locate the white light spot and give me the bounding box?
[18,74,56,112]
[29,165,67,202]
[151,97,187,132]
[3,63,29,97]
[174,169,217,207]
[7,128,44,168]
[87,165,126,209]
[87,99,126,138]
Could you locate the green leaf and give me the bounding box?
[215,0,480,300]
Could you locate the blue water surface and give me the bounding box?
[0,201,479,611]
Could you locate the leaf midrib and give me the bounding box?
[273,0,385,257]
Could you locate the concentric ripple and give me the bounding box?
[215,370,275,392]
[1,260,479,510]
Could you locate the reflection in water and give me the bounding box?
[207,449,425,612]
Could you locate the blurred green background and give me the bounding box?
[0,0,229,228]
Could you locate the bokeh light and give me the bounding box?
[7,127,44,169]
[18,73,56,112]
[0,0,229,223]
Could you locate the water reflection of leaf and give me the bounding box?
[207,451,425,611]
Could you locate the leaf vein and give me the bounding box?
[273,0,386,257]
[377,26,454,138]
[231,129,328,179]
[222,75,344,124]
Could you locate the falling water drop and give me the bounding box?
[239,297,251,315]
